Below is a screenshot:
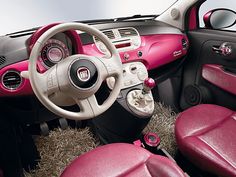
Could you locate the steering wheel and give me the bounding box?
[28,23,123,120]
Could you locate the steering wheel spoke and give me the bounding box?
[100,54,122,79]
[37,66,60,96]
[75,94,100,118]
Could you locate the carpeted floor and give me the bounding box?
[25,102,178,176]
[143,102,178,157]
[24,128,98,177]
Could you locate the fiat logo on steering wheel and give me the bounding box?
[77,67,91,82]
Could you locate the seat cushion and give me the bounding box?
[61,143,185,177]
[175,104,236,177]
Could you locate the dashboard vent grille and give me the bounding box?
[103,30,115,39]
[118,28,138,37]
[0,56,6,66]
[182,38,188,50]
[94,30,115,42]
[2,71,22,90]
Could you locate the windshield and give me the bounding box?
[0,0,176,35]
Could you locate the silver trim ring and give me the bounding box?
[1,70,23,91]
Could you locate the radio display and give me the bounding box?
[115,43,131,49]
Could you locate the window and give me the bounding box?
[0,0,177,35]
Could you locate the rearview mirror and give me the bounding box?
[203,9,236,29]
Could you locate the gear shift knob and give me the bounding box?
[143,78,156,94]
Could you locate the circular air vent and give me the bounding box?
[2,71,22,90]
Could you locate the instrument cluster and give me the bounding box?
[38,39,70,69]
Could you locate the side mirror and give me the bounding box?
[203,9,236,29]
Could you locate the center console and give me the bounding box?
[91,61,156,143]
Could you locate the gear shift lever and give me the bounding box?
[142,78,156,94]
[126,77,155,117]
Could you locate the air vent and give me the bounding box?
[94,30,115,42]
[0,56,6,66]
[118,28,138,37]
[2,71,22,90]
[182,38,188,50]
[103,30,115,39]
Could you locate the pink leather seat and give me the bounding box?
[61,143,186,177]
[175,104,236,177]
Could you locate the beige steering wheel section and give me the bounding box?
[29,23,123,120]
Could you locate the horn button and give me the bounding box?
[69,59,98,89]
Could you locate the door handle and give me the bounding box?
[212,46,222,53]
[212,42,232,56]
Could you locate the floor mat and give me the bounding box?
[143,102,178,157]
[25,102,177,176]
[25,127,98,177]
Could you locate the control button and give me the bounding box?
[105,63,116,74]
[124,80,132,86]
[124,81,129,86]
[124,53,130,60]
[137,51,143,58]
[137,70,147,81]
[123,69,126,76]
[130,64,137,74]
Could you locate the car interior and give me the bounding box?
[0,0,236,177]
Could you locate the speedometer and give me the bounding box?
[39,39,70,68]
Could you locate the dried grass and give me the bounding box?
[25,127,98,177]
[25,102,178,176]
[143,102,178,157]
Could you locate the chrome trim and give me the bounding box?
[1,70,23,91]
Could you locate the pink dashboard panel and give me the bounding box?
[0,34,188,96]
[202,64,236,95]
[84,34,188,70]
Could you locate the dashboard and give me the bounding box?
[0,21,188,97]
[106,62,148,90]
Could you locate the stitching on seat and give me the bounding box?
[117,160,151,177]
[189,112,234,137]
[196,136,236,169]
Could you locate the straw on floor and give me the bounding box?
[143,102,178,157]
[25,127,98,177]
[25,102,177,176]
